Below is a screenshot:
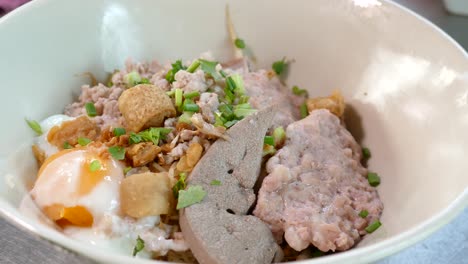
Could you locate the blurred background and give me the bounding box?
[0,0,466,264]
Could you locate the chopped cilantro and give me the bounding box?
[129,133,142,144]
[199,59,222,81]
[176,185,206,209]
[132,236,145,257]
[89,160,101,172]
[77,137,92,146]
[113,127,126,137]
[234,38,246,49]
[25,119,43,136]
[172,173,187,199]
[272,58,287,75]
[108,146,125,160]
[85,102,97,117]
[210,180,221,186]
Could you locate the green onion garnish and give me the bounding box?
[224,120,238,128]
[137,78,150,85]
[132,236,145,257]
[77,137,92,146]
[166,90,176,97]
[108,146,126,160]
[25,119,43,136]
[175,88,183,108]
[172,172,187,199]
[210,180,221,186]
[367,172,381,187]
[89,160,101,172]
[124,71,142,87]
[300,103,309,119]
[234,38,246,49]
[272,58,287,75]
[184,91,200,99]
[362,147,371,159]
[238,95,250,104]
[358,210,369,218]
[230,74,245,95]
[199,59,222,81]
[63,141,73,149]
[365,220,382,233]
[113,127,126,137]
[273,126,286,146]
[186,59,201,73]
[264,136,274,146]
[85,102,97,117]
[178,112,193,124]
[123,167,132,175]
[129,133,142,144]
[292,86,308,97]
[183,103,200,112]
[263,144,276,157]
[165,60,186,83]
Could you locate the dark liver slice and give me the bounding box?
[179,108,282,264]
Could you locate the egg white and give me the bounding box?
[34,115,75,157]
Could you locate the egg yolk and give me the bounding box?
[33,148,116,228]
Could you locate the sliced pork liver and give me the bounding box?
[179,108,282,264]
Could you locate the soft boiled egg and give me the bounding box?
[30,147,124,228]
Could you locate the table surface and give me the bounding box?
[1,0,467,264]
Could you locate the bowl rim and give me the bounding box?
[0,0,467,263]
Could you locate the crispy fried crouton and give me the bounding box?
[126,142,161,167]
[47,116,99,149]
[306,90,345,118]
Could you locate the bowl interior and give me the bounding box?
[0,0,467,263]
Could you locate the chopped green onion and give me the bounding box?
[300,103,309,119]
[129,133,142,144]
[230,74,245,95]
[165,60,186,83]
[273,127,286,147]
[132,236,145,257]
[113,127,126,137]
[218,104,235,120]
[108,146,126,160]
[234,103,256,118]
[25,119,43,136]
[359,210,369,218]
[186,59,201,73]
[199,59,222,81]
[234,38,246,49]
[292,86,308,97]
[210,180,221,186]
[166,90,176,97]
[184,91,200,99]
[272,58,287,75]
[224,120,238,128]
[124,71,142,87]
[183,103,200,112]
[85,102,97,117]
[176,185,206,209]
[77,137,92,146]
[264,136,275,146]
[263,144,276,157]
[175,88,183,108]
[172,172,187,198]
[178,112,193,124]
[365,220,382,233]
[123,167,132,175]
[107,80,113,87]
[63,141,73,149]
[219,70,228,78]
[214,113,226,127]
[137,78,151,85]
[89,160,101,172]
[367,172,381,187]
[362,147,371,159]
[238,95,250,104]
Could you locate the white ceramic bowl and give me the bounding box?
[0,0,467,263]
